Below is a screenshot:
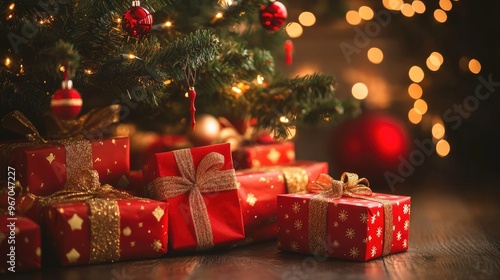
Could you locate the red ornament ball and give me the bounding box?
[260,1,288,31]
[51,81,82,120]
[122,4,153,38]
[330,112,411,186]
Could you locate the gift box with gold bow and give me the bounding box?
[40,172,168,266]
[235,160,328,246]
[0,106,130,196]
[143,143,244,252]
[232,141,295,170]
[277,173,411,261]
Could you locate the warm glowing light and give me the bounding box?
[426,52,443,71]
[286,22,303,38]
[367,47,384,64]
[256,74,264,85]
[9,3,15,10]
[436,139,450,157]
[439,0,452,11]
[412,0,426,14]
[7,14,13,20]
[351,83,369,100]
[413,99,428,115]
[345,10,362,25]
[84,69,93,75]
[468,59,481,74]
[232,86,242,94]
[408,108,422,124]
[432,123,445,139]
[434,9,447,23]
[358,6,374,21]
[383,0,403,10]
[164,21,172,27]
[215,12,224,19]
[401,3,415,17]
[408,83,423,99]
[409,66,424,83]
[279,116,289,123]
[163,79,172,85]
[116,18,122,24]
[4,57,11,66]
[59,65,65,72]
[219,0,234,6]
[128,54,136,59]
[298,12,316,26]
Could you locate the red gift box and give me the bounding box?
[277,173,411,261]
[2,137,130,196]
[236,161,328,244]
[42,196,168,266]
[143,143,244,252]
[0,215,41,272]
[232,141,295,170]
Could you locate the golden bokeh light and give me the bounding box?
[434,9,447,23]
[286,22,303,38]
[432,123,446,139]
[414,99,428,115]
[408,83,423,99]
[298,11,316,27]
[412,0,426,14]
[426,52,444,72]
[409,66,425,83]
[436,139,450,157]
[351,82,369,100]
[408,108,423,124]
[468,59,481,74]
[401,3,415,17]
[439,0,453,11]
[383,0,404,10]
[346,10,362,25]
[367,47,384,64]
[358,6,374,21]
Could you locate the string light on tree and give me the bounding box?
[122,1,153,38]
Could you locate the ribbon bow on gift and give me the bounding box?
[306,172,393,258]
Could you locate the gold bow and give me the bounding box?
[146,148,238,251]
[306,172,393,259]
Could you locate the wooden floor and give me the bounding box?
[4,174,500,280]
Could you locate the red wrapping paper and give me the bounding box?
[232,141,295,170]
[236,161,328,244]
[4,137,130,196]
[142,143,244,252]
[42,198,168,266]
[277,193,411,261]
[0,215,41,272]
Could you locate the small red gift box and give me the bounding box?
[42,193,168,266]
[0,215,41,273]
[236,161,328,244]
[2,137,130,196]
[277,173,411,261]
[143,143,244,252]
[232,141,295,170]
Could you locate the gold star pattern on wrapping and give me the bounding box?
[346,228,355,239]
[376,227,383,238]
[46,153,55,164]
[333,221,339,228]
[339,210,348,221]
[286,150,295,161]
[36,247,41,257]
[403,239,408,248]
[403,204,410,214]
[292,202,301,213]
[290,241,299,251]
[360,213,368,223]
[151,240,163,252]
[293,220,303,230]
[122,227,132,236]
[284,214,289,219]
[404,220,410,230]
[246,193,257,206]
[130,241,136,247]
[266,148,281,164]
[68,213,84,231]
[66,248,80,263]
[252,159,261,167]
[397,231,402,241]
[332,240,340,248]
[371,215,376,224]
[371,246,377,257]
[152,206,165,222]
[349,247,359,258]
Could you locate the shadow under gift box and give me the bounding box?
[1,137,130,196]
[142,143,245,252]
[277,192,411,261]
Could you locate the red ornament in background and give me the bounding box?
[51,79,82,120]
[284,39,293,65]
[122,1,153,38]
[330,112,411,187]
[260,1,287,31]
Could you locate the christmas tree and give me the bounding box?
[0,0,355,142]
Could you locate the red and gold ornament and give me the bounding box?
[51,79,82,120]
[260,1,288,31]
[122,0,153,38]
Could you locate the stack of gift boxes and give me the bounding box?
[0,112,411,273]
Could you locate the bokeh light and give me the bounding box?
[298,11,316,27]
[436,139,450,157]
[432,123,446,139]
[408,108,423,124]
[409,66,425,83]
[346,10,362,25]
[286,22,303,38]
[434,9,447,23]
[408,83,423,99]
[468,59,481,74]
[367,47,384,64]
[352,82,369,100]
[358,6,374,21]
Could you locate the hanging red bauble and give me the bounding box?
[260,1,287,31]
[284,39,293,65]
[122,1,153,38]
[51,80,82,120]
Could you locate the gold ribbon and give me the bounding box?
[39,170,135,264]
[306,172,394,258]
[251,166,309,194]
[146,148,238,251]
